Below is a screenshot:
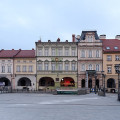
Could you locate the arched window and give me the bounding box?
[96,50,99,58]
[82,64,85,71]
[96,64,100,71]
[89,64,92,70]
[89,50,92,58]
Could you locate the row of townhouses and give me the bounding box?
[0,30,120,92]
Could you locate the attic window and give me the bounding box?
[106,47,110,50]
[114,47,118,49]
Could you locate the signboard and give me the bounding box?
[0,82,5,86]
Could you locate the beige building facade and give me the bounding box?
[36,39,77,90]
[102,38,120,92]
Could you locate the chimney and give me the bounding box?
[115,35,120,40]
[99,34,106,39]
[72,34,75,42]
[38,40,41,42]
[32,48,34,50]
[48,40,51,42]
[12,49,14,50]
[57,38,60,42]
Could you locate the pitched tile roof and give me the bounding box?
[0,49,35,58]
[14,49,35,58]
[0,50,20,58]
[102,39,120,53]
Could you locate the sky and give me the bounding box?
[1,0,120,50]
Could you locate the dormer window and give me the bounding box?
[106,47,110,50]
[114,47,118,49]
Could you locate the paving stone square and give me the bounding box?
[0,93,120,120]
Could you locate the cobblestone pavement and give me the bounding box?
[0,93,120,120]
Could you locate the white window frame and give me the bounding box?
[45,63,49,70]
[29,65,33,72]
[52,49,55,56]
[81,64,85,71]
[72,63,76,71]
[45,48,49,56]
[51,63,55,71]
[72,49,76,56]
[58,63,62,71]
[8,65,11,73]
[115,55,120,61]
[96,50,99,58]
[65,48,69,56]
[22,66,27,72]
[38,63,42,71]
[107,55,112,61]
[88,64,92,70]
[107,66,112,73]
[2,65,5,73]
[65,63,69,71]
[38,49,43,56]
[96,64,100,71]
[16,65,21,72]
[89,50,92,58]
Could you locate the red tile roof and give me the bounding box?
[0,50,20,58]
[0,49,35,58]
[101,39,120,53]
[15,50,35,58]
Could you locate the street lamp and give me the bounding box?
[101,71,106,96]
[114,64,120,101]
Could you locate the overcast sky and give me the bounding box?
[1,0,120,50]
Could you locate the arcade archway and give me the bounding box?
[39,77,55,86]
[18,77,31,86]
[60,77,75,87]
[107,78,115,88]
[0,77,11,86]
[81,79,85,88]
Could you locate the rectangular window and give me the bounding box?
[72,63,76,71]
[38,63,42,71]
[52,49,55,56]
[115,55,120,61]
[51,63,55,71]
[16,65,21,72]
[38,49,43,56]
[29,66,33,72]
[107,66,112,73]
[107,55,112,61]
[2,66,5,73]
[58,63,62,70]
[58,49,62,56]
[45,49,49,56]
[45,63,49,70]
[96,50,99,58]
[22,66,27,72]
[81,50,85,58]
[89,50,92,58]
[8,66,11,73]
[65,63,69,71]
[72,49,76,56]
[65,48,69,56]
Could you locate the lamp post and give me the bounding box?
[101,71,106,96]
[114,64,120,101]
